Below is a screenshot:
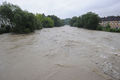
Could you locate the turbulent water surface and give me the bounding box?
[0,25,120,80]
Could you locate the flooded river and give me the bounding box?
[0,25,120,80]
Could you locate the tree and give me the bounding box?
[13,10,36,33]
[48,15,63,27]
[35,14,45,29]
[70,16,78,26]
[81,12,100,30]
[0,2,38,34]
[0,2,16,33]
[70,12,100,30]
[63,18,71,25]
[77,16,83,27]
[42,17,54,28]
[0,2,20,22]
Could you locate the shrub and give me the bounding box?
[48,15,63,27]
[96,25,103,30]
[23,28,31,33]
[42,17,54,28]
[0,24,11,34]
[35,14,44,29]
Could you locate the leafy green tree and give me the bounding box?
[42,17,54,28]
[0,2,20,22]
[13,10,36,33]
[48,15,63,27]
[77,16,83,27]
[70,16,78,26]
[35,14,45,29]
[0,2,37,34]
[81,12,100,30]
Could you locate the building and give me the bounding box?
[100,16,120,29]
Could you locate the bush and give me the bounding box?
[0,24,11,34]
[48,15,63,27]
[23,28,31,33]
[73,22,78,27]
[96,24,120,33]
[42,17,54,28]
[35,14,45,29]
[96,25,103,30]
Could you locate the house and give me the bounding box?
[100,16,120,29]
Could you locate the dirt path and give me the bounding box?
[0,25,120,80]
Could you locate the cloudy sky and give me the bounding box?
[0,0,120,19]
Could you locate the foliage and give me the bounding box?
[35,14,56,28]
[0,2,20,22]
[63,18,71,25]
[70,12,100,30]
[96,25,103,30]
[42,17,54,28]
[0,2,64,34]
[35,14,45,29]
[70,16,78,26]
[48,15,63,27]
[81,12,100,30]
[96,24,120,33]
[12,10,37,33]
[76,16,83,27]
[1,2,119,34]
[0,2,40,34]
[0,24,11,34]
[69,12,120,32]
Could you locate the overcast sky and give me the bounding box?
[0,0,120,19]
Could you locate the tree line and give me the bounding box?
[69,12,120,32]
[70,12,100,30]
[0,2,120,34]
[0,2,64,34]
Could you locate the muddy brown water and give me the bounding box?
[0,25,120,80]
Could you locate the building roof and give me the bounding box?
[101,16,120,21]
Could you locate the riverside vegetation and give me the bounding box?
[0,2,120,34]
[69,12,120,32]
[0,2,64,34]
